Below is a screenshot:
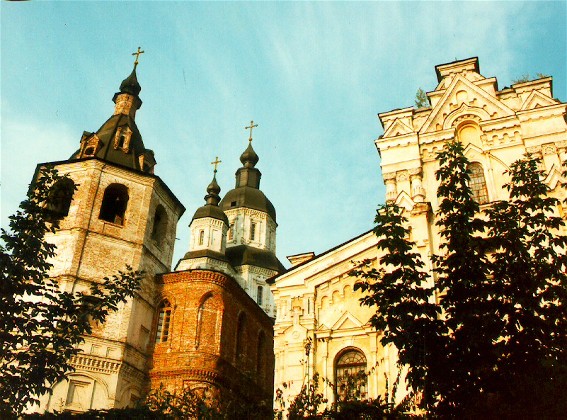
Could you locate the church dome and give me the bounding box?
[219,186,276,222]
[119,68,141,96]
[191,172,229,224]
[191,205,229,224]
[240,142,259,168]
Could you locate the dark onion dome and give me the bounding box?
[207,174,221,197]
[226,245,285,272]
[181,248,229,263]
[220,187,276,222]
[191,172,229,224]
[240,142,259,168]
[220,140,276,222]
[118,68,141,96]
[191,204,229,224]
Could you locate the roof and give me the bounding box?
[191,204,229,224]
[69,113,150,172]
[266,228,374,284]
[181,248,229,263]
[226,245,286,273]
[220,186,276,222]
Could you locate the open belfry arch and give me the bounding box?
[270,57,567,412]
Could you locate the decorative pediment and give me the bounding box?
[520,90,557,111]
[544,164,564,190]
[395,191,414,211]
[331,311,363,331]
[383,118,414,137]
[420,75,515,134]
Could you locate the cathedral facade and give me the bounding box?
[270,57,567,409]
[34,63,282,413]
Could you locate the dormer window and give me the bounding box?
[114,127,132,152]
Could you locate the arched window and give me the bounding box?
[335,349,367,402]
[195,294,215,350]
[99,184,129,225]
[257,286,264,306]
[468,162,489,204]
[46,178,75,220]
[228,222,234,241]
[155,300,172,344]
[151,205,168,245]
[257,331,266,378]
[198,230,205,246]
[235,312,246,362]
[250,222,257,241]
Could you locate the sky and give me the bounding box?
[1,1,566,268]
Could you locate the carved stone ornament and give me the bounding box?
[542,144,557,156]
[396,170,409,182]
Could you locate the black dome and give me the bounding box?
[191,204,229,224]
[220,186,276,222]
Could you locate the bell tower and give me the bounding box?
[36,53,185,412]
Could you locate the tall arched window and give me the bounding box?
[257,286,264,306]
[235,312,246,362]
[195,293,215,350]
[46,178,75,220]
[335,349,367,402]
[151,205,168,245]
[99,184,129,225]
[155,300,172,344]
[257,331,266,378]
[468,162,489,204]
[198,230,205,246]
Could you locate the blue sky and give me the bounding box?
[2,1,566,267]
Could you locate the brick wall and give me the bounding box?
[150,269,274,404]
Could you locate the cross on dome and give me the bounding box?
[132,47,145,69]
[211,156,222,173]
[245,120,258,142]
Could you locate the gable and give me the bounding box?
[331,311,364,331]
[520,90,557,111]
[420,75,515,134]
[383,118,414,137]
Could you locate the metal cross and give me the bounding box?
[211,156,222,173]
[245,120,258,142]
[132,47,145,68]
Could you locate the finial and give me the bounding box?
[132,47,145,69]
[211,156,222,174]
[245,120,258,143]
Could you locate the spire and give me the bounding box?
[205,157,222,206]
[240,120,260,168]
[117,47,144,97]
[119,68,141,96]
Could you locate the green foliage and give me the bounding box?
[0,167,142,416]
[511,73,549,84]
[287,373,328,419]
[414,88,428,109]
[353,142,567,417]
[352,204,442,409]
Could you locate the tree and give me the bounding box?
[414,88,429,108]
[0,167,142,416]
[354,142,567,417]
[351,204,442,410]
